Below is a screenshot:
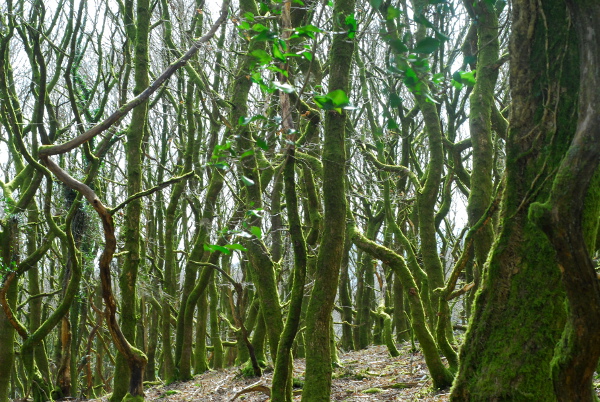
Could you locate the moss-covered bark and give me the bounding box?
[302,0,355,398]
[208,276,224,369]
[529,2,600,400]
[111,0,151,398]
[0,219,18,402]
[231,0,284,362]
[350,226,453,388]
[271,148,308,401]
[450,0,580,399]
[465,0,499,299]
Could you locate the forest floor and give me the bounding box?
[92,343,450,401]
[88,342,600,401]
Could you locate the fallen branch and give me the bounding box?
[230,382,271,401]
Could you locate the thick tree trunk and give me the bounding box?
[530,2,600,400]
[450,0,580,399]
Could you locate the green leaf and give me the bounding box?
[432,72,444,84]
[389,39,408,53]
[328,89,350,106]
[240,150,254,159]
[386,6,401,20]
[252,23,268,32]
[239,114,267,125]
[250,226,262,238]
[403,68,418,87]
[313,95,333,110]
[386,118,399,129]
[369,0,383,8]
[424,91,439,103]
[302,51,313,61]
[225,244,248,252]
[453,70,476,86]
[272,43,286,62]
[389,93,402,108]
[203,244,231,255]
[413,37,441,54]
[314,89,351,111]
[451,79,463,90]
[213,162,229,170]
[345,14,357,39]
[241,175,255,186]
[267,65,289,78]
[256,137,269,151]
[247,208,264,218]
[290,24,322,39]
[272,81,295,93]
[237,21,251,30]
[250,49,272,65]
[243,12,255,21]
[460,70,476,85]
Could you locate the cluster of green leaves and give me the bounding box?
[313,89,356,114]
[0,261,16,275]
[370,0,478,102]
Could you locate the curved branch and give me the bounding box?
[37,0,231,158]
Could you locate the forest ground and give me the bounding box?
[84,341,600,402]
[90,343,448,401]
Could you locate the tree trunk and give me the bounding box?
[530,1,600,400]
[450,0,580,398]
[302,0,355,398]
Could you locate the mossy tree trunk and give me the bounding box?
[0,218,19,402]
[465,0,499,292]
[232,0,284,363]
[111,0,151,398]
[302,0,355,398]
[450,0,581,399]
[350,225,454,388]
[530,1,600,400]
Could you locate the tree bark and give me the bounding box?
[530,1,600,400]
[450,0,580,398]
[302,0,355,398]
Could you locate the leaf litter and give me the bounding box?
[88,343,451,401]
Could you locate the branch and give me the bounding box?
[110,171,195,214]
[188,261,241,294]
[0,272,29,340]
[17,289,62,311]
[37,0,231,158]
[357,141,421,191]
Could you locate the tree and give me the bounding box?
[2,0,599,400]
[451,0,600,399]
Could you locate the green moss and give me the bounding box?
[363,388,383,394]
[121,393,144,402]
[240,359,267,377]
[292,377,304,388]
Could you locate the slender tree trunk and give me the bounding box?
[0,218,18,402]
[465,0,499,295]
[302,0,355,398]
[111,0,151,397]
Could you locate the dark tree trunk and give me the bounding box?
[450,0,582,399]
